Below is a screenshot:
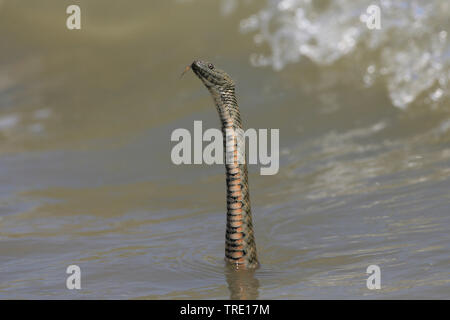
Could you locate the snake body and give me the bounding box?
[190,60,259,270]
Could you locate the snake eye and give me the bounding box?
[207,63,214,70]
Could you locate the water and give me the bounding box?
[0,0,449,299]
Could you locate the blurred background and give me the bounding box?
[0,0,449,299]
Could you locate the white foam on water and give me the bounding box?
[0,114,20,131]
[234,0,450,109]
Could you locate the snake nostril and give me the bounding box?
[208,63,214,70]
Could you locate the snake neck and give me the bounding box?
[209,86,259,270]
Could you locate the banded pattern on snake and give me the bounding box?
[188,60,259,270]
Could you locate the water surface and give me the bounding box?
[0,0,449,299]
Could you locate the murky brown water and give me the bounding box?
[1,0,449,299]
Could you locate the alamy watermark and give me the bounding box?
[66,5,81,30]
[66,265,81,290]
[171,121,279,175]
[361,5,381,30]
[366,264,381,290]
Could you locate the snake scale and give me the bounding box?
[188,60,259,270]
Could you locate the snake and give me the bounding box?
[185,60,259,270]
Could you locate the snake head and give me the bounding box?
[191,60,235,90]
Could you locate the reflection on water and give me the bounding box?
[0,0,450,299]
[225,267,260,300]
